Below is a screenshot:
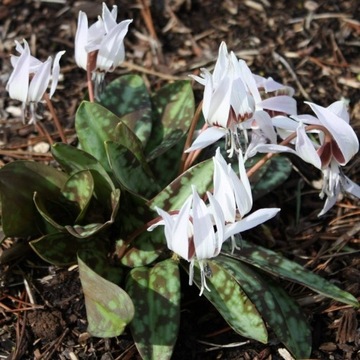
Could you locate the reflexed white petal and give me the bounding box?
[212,42,229,84]
[6,40,30,102]
[200,70,213,119]
[254,75,295,96]
[206,75,233,127]
[318,186,339,217]
[253,110,277,144]
[213,148,236,222]
[291,114,321,125]
[185,127,227,152]
[305,101,359,164]
[272,115,299,131]
[191,187,217,260]
[238,59,261,104]
[96,19,132,72]
[237,150,253,214]
[49,50,65,98]
[207,192,225,252]
[249,143,297,156]
[295,123,322,169]
[171,195,193,260]
[109,20,133,68]
[327,100,349,123]
[28,57,52,102]
[223,208,280,240]
[102,3,117,32]
[341,175,360,199]
[75,11,89,70]
[259,95,297,115]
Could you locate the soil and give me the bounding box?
[0,0,360,359]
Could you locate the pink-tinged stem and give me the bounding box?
[86,52,97,103]
[180,100,204,173]
[43,93,67,143]
[246,124,329,178]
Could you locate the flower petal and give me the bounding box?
[74,11,89,70]
[305,101,359,165]
[185,127,227,152]
[295,123,322,169]
[6,40,30,102]
[49,50,65,98]
[192,186,218,260]
[259,95,297,115]
[224,208,280,240]
[28,57,52,102]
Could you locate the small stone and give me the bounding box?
[33,141,50,153]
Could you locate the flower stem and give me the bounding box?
[246,124,329,178]
[180,100,204,173]
[43,93,67,143]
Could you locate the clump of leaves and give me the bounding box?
[0,75,358,360]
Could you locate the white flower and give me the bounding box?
[213,148,280,250]
[149,148,280,294]
[75,2,132,95]
[148,186,225,296]
[6,39,65,123]
[187,42,297,156]
[250,101,360,215]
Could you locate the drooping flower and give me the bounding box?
[213,148,280,250]
[75,2,132,96]
[149,148,280,294]
[187,42,297,156]
[250,100,360,215]
[6,39,65,123]
[148,185,225,296]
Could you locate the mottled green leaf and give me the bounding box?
[247,155,292,200]
[0,161,68,237]
[78,249,123,286]
[148,158,214,211]
[75,101,121,171]
[117,226,165,267]
[222,240,359,307]
[30,232,102,266]
[99,74,152,145]
[126,259,180,360]
[215,255,311,358]
[78,255,134,338]
[62,170,94,222]
[105,141,160,199]
[51,143,115,204]
[188,260,268,343]
[33,192,69,231]
[145,81,195,187]
[145,80,194,155]
[65,188,121,238]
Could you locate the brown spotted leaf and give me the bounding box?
[188,260,268,343]
[78,255,134,338]
[126,259,181,360]
[215,255,312,358]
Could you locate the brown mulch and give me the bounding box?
[0,0,359,359]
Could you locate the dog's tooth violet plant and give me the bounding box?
[1,2,359,359]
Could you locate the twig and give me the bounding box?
[122,60,186,81]
[272,51,312,101]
